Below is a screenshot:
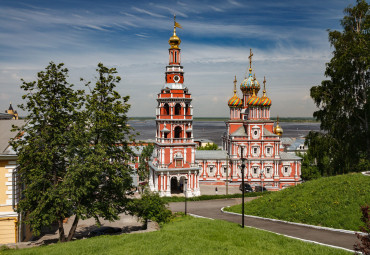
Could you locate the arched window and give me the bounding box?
[163,103,169,115]
[174,126,182,138]
[174,103,181,115]
[174,51,177,63]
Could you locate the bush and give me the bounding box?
[128,190,172,228]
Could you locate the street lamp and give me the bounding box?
[184,178,188,215]
[240,146,245,228]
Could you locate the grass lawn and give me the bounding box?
[160,191,268,203]
[2,217,349,255]
[225,173,370,231]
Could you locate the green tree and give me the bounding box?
[197,143,219,150]
[12,62,135,242]
[11,62,82,242]
[310,0,370,173]
[137,144,154,182]
[128,189,172,229]
[65,63,135,241]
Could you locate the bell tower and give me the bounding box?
[149,16,200,197]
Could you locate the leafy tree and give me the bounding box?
[197,143,219,150]
[65,63,135,241]
[128,189,172,229]
[11,62,82,241]
[12,63,135,242]
[310,0,370,173]
[137,144,154,182]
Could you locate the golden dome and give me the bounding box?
[274,116,283,136]
[169,16,182,49]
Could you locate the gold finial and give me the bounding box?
[248,48,253,69]
[263,76,266,94]
[233,76,237,94]
[252,88,256,96]
[169,15,182,49]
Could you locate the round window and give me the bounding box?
[173,75,180,82]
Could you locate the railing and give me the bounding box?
[157,138,193,143]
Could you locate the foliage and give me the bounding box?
[128,190,172,228]
[137,144,154,182]
[354,205,370,254]
[2,217,350,255]
[11,62,135,242]
[225,173,370,231]
[11,62,82,241]
[310,0,370,174]
[160,191,269,203]
[197,143,219,150]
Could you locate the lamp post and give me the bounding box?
[184,178,188,215]
[240,146,245,228]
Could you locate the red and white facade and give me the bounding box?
[149,24,301,196]
[149,21,200,197]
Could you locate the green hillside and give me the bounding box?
[3,217,349,255]
[225,173,370,231]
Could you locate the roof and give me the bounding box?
[280,151,302,160]
[280,137,294,145]
[263,128,278,137]
[0,120,27,154]
[196,150,227,160]
[231,125,247,136]
[287,138,306,151]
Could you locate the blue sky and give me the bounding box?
[0,0,350,117]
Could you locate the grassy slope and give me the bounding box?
[3,217,349,255]
[225,173,370,231]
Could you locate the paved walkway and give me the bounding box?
[169,198,358,251]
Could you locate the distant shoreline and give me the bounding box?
[129,117,319,123]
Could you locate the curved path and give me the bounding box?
[168,198,358,251]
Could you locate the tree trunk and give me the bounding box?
[67,215,79,242]
[58,218,66,242]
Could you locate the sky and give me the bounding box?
[0,0,351,117]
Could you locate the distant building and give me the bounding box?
[0,120,28,244]
[4,103,19,120]
[148,18,302,197]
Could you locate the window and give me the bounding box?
[185,104,189,115]
[210,166,214,173]
[266,167,270,174]
[163,103,169,115]
[267,147,271,154]
[254,167,257,174]
[223,166,227,174]
[254,130,258,136]
[175,103,181,115]
[253,148,257,154]
[164,133,168,138]
[284,166,289,173]
[176,159,182,167]
[174,126,182,138]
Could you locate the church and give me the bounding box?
[148,18,302,197]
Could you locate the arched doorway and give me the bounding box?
[163,103,170,115]
[171,177,180,194]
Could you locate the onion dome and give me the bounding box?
[247,89,261,106]
[240,49,260,94]
[274,116,283,136]
[240,68,254,94]
[260,76,272,107]
[169,15,181,49]
[228,76,242,108]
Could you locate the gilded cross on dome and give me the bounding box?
[263,76,266,91]
[248,48,253,69]
[233,75,237,94]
